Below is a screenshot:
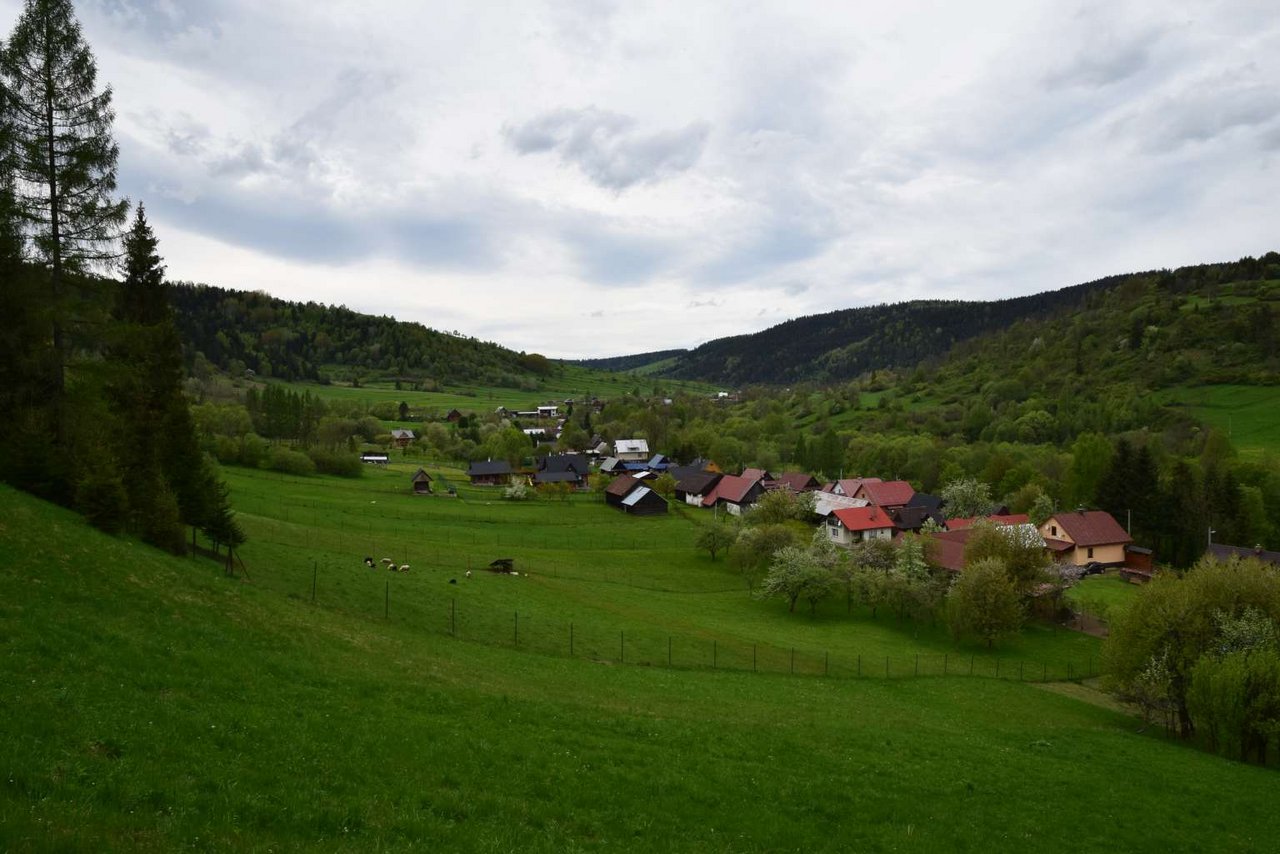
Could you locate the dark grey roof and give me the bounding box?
[675,472,721,495]
[1207,543,1280,566]
[540,453,590,475]
[534,471,582,484]
[468,460,512,476]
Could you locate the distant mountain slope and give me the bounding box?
[570,349,689,373]
[169,282,551,386]
[661,255,1280,385]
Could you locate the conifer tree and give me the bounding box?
[2,0,128,410]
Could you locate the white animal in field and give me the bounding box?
[399,564,410,572]
[381,557,394,566]
[510,571,519,576]
[465,570,472,578]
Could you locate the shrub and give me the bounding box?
[306,447,363,477]
[263,446,316,476]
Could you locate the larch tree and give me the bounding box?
[2,0,128,410]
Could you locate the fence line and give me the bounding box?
[270,556,1098,686]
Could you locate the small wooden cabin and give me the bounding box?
[411,468,433,495]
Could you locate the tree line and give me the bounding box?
[0,0,241,559]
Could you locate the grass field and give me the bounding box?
[223,462,1103,681]
[1161,384,1280,455]
[1065,574,1140,622]
[5,485,1280,850]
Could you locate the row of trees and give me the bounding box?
[0,0,241,557]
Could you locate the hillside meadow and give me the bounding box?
[223,462,1102,680]
[4,484,1280,850]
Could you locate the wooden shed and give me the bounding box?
[410,468,433,495]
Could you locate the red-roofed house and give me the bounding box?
[926,529,972,573]
[1038,510,1131,567]
[826,506,897,547]
[740,467,773,484]
[854,480,915,509]
[703,474,765,516]
[772,472,822,493]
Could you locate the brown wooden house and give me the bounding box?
[410,468,433,495]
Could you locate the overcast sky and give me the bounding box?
[5,1,1277,358]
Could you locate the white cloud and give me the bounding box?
[0,0,1275,358]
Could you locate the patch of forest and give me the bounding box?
[658,255,1280,385]
[169,282,557,388]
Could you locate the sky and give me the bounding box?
[3,1,1278,359]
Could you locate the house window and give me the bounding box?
[1050,525,1057,536]
[1087,547,1094,559]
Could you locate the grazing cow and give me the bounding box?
[465,570,472,578]
[449,578,457,584]
[363,557,375,568]
[398,564,410,573]
[380,557,394,566]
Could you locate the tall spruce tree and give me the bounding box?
[107,204,208,551]
[2,0,128,413]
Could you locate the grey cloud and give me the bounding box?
[1043,40,1152,90]
[505,107,709,190]
[1131,75,1280,152]
[564,223,673,286]
[687,298,721,308]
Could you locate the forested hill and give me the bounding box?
[571,348,688,373]
[658,255,1280,385]
[169,283,554,387]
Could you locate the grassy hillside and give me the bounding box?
[5,485,1280,850]
[570,349,690,375]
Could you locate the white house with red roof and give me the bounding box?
[1038,509,1131,567]
[825,505,897,547]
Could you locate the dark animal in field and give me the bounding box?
[364,557,375,568]
[465,570,472,578]
[449,578,457,584]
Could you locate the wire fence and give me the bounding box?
[271,558,1101,685]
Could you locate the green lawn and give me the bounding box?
[1066,573,1141,622]
[4,484,1280,851]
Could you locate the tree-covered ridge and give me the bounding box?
[169,282,556,387]
[661,255,1280,385]
[570,348,689,373]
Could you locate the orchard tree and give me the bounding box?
[759,543,835,615]
[695,521,735,562]
[946,557,1024,647]
[940,477,995,518]
[729,523,802,591]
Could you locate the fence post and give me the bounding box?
[713,640,717,669]
[944,653,948,675]
[996,659,1000,678]
[1043,662,1047,682]
[620,630,624,663]
[969,656,974,676]
[311,561,317,603]
[668,636,672,667]
[384,580,389,620]
[915,654,919,677]
[791,648,795,675]
[857,655,861,677]
[1068,662,1073,681]
[451,598,456,636]
[753,644,757,673]
[825,651,829,677]
[570,623,574,656]
[514,611,518,646]
[885,656,890,678]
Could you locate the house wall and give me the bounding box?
[1071,543,1126,565]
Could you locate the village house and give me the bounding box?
[614,438,650,462]
[1206,543,1280,568]
[854,479,915,510]
[702,474,765,516]
[740,467,773,484]
[467,459,513,486]
[769,472,823,493]
[1039,509,1131,567]
[822,477,881,497]
[825,506,897,547]
[445,409,463,422]
[674,471,722,507]
[812,491,870,520]
[927,523,1048,574]
[390,428,415,449]
[945,512,1030,531]
[535,453,591,489]
[537,405,559,418]
[604,474,668,515]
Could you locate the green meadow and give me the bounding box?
[224,462,1102,680]
[5,484,1280,851]
[1160,384,1280,456]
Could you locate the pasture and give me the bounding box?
[1161,384,1280,456]
[4,484,1280,851]
[223,463,1102,681]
